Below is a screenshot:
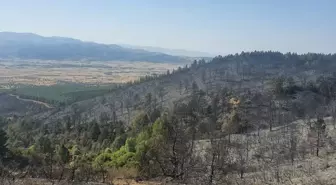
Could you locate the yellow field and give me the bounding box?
[0,60,180,85]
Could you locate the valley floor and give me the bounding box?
[0,60,179,85]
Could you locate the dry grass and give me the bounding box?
[1,178,164,185]
[106,167,163,185]
[108,167,138,180]
[0,60,179,85]
[112,179,161,185]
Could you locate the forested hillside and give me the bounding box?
[1,51,336,184]
[37,51,336,125]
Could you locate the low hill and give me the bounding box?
[35,51,336,124]
[0,32,185,63]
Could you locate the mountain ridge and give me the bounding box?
[0,32,186,63]
[120,44,215,58]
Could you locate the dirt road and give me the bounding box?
[9,94,53,109]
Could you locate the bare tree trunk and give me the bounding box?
[208,152,216,185]
[127,107,130,125]
[70,168,75,182]
[316,130,320,157]
[58,165,65,182]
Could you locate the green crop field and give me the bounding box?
[10,83,117,105]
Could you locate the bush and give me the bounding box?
[94,146,137,169]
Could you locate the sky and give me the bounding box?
[0,0,335,55]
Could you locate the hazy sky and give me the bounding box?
[0,0,335,55]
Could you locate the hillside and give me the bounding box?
[0,32,185,63]
[0,93,51,116]
[192,117,336,185]
[2,51,336,185]
[36,51,336,124]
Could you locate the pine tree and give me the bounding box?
[98,128,108,143]
[57,144,70,181]
[58,144,70,164]
[90,121,101,142]
[0,129,8,160]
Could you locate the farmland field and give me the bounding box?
[10,83,116,105]
[0,59,180,104]
[0,59,180,85]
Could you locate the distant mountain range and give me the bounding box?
[0,32,190,63]
[120,44,214,58]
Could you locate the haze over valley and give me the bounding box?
[0,32,185,86]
